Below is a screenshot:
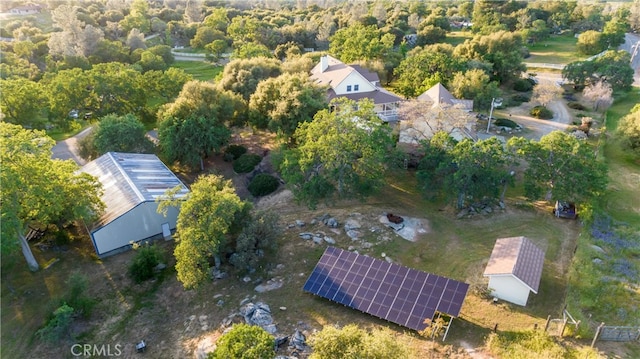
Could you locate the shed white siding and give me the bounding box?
[487,275,531,306]
[333,72,376,95]
[91,202,180,256]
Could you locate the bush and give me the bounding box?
[65,272,95,318]
[230,211,281,274]
[233,153,262,173]
[510,94,530,105]
[224,144,247,161]
[513,79,534,92]
[248,174,279,197]
[209,323,275,359]
[128,244,164,283]
[530,105,553,119]
[37,303,74,342]
[494,118,518,128]
[308,324,411,359]
[567,102,586,110]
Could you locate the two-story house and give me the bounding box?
[310,55,403,122]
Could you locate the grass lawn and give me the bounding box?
[564,89,640,357]
[171,60,223,81]
[444,30,474,46]
[526,33,588,64]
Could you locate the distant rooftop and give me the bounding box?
[81,152,189,229]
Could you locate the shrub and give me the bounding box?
[233,153,262,173]
[494,118,518,128]
[248,174,279,197]
[37,303,74,342]
[513,79,533,92]
[209,323,275,359]
[128,244,164,283]
[230,211,281,274]
[224,144,247,161]
[65,272,95,318]
[530,106,553,119]
[567,102,586,110]
[308,324,411,359]
[510,94,530,105]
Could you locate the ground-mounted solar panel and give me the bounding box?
[303,246,470,331]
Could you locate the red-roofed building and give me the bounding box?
[310,55,403,122]
[483,236,546,306]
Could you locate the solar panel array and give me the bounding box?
[303,246,469,331]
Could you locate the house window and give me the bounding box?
[346,85,352,92]
[354,84,359,91]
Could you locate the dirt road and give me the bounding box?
[494,71,572,141]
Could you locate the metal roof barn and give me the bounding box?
[81,152,189,257]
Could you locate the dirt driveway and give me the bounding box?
[493,71,572,141]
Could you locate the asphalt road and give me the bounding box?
[51,126,92,165]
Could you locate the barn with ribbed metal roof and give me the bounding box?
[81,152,189,257]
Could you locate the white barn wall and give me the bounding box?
[487,275,531,306]
[91,201,179,256]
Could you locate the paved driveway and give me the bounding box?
[51,127,92,165]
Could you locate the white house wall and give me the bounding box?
[487,275,531,306]
[333,72,376,95]
[91,201,179,256]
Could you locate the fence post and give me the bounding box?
[591,322,605,348]
[544,315,551,332]
[560,318,568,337]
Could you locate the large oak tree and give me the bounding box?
[1,123,104,271]
[277,98,396,208]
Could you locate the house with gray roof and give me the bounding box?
[81,152,189,257]
[483,236,546,306]
[310,55,403,122]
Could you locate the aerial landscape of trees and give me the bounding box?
[1,0,639,357]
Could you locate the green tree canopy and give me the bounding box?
[394,44,464,98]
[209,323,275,359]
[0,77,48,129]
[158,114,231,170]
[158,80,244,124]
[449,68,501,111]
[417,132,514,208]
[160,175,249,289]
[329,23,395,63]
[219,57,282,102]
[507,131,607,202]
[616,105,640,156]
[1,123,104,271]
[576,30,605,55]
[562,50,634,92]
[277,98,395,208]
[454,30,526,84]
[88,113,154,158]
[248,72,328,138]
[308,324,411,359]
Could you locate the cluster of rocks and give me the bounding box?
[218,300,310,358]
[457,202,506,218]
[298,232,336,244]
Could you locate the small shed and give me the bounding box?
[81,152,189,257]
[483,236,546,306]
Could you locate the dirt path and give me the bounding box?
[494,72,572,141]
